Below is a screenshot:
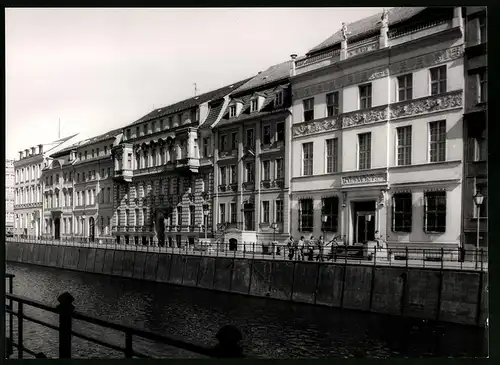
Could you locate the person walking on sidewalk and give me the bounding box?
[286,236,294,260]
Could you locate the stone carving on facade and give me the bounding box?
[342,106,388,128]
[341,173,387,186]
[390,90,462,119]
[378,8,389,31]
[347,42,379,58]
[389,45,463,75]
[341,22,350,41]
[292,117,341,138]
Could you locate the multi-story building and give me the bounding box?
[212,61,293,246]
[111,78,250,246]
[6,159,15,230]
[42,129,121,241]
[462,7,487,250]
[290,7,465,249]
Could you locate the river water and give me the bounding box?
[5,262,487,359]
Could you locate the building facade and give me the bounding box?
[111,79,249,246]
[212,61,293,246]
[290,7,465,249]
[462,7,487,250]
[6,159,15,230]
[42,129,120,241]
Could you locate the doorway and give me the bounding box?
[54,218,61,240]
[243,203,254,231]
[89,217,95,242]
[353,201,376,244]
[229,238,238,251]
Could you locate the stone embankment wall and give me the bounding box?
[5,242,488,327]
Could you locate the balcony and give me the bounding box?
[388,18,455,47]
[14,202,42,209]
[175,158,200,173]
[228,183,238,192]
[218,184,228,193]
[260,180,271,189]
[242,181,255,191]
[261,140,285,153]
[296,49,341,75]
[271,179,284,189]
[219,150,238,160]
[113,169,133,182]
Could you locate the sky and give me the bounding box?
[5,7,385,160]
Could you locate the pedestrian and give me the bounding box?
[316,235,324,261]
[286,236,294,260]
[307,235,315,261]
[298,236,305,261]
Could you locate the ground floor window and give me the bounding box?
[392,193,412,232]
[299,199,313,232]
[321,197,339,232]
[424,191,446,233]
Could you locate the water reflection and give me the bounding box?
[6,262,487,358]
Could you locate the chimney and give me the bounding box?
[38,144,43,154]
[19,151,24,160]
[25,149,30,157]
[31,147,36,155]
[290,54,298,77]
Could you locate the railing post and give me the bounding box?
[480,248,484,272]
[475,248,479,270]
[440,247,444,270]
[57,292,75,359]
[405,247,409,269]
[17,302,24,359]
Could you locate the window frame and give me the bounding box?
[392,193,413,232]
[245,129,254,148]
[229,105,237,118]
[397,73,413,102]
[262,160,271,181]
[428,120,446,163]
[275,90,284,107]
[429,65,447,96]
[262,201,270,223]
[298,199,314,232]
[262,124,271,145]
[358,132,372,170]
[359,83,372,109]
[302,142,314,176]
[275,200,284,223]
[424,191,447,233]
[303,98,315,121]
[326,91,339,117]
[478,15,486,44]
[477,70,487,103]
[321,197,339,232]
[396,125,412,166]
[250,99,258,113]
[325,138,338,173]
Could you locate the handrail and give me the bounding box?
[5,290,244,359]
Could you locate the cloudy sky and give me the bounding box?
[6,7,384,160]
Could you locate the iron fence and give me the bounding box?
[4,273,244,359]
[6,237,488,271]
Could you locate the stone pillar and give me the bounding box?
[452,6,463,31]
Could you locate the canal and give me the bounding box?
[6,262,487,359]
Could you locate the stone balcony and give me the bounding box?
[113,168,133,182]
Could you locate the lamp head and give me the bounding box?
[474,191,484,206]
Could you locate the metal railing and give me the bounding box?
[6,237,488,272]
[4,274,244,359]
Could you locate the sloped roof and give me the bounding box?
[308,7,427,54]
[232,61,292,95]
[200,100,226,129]
[128,78,252,127]
[52,127,123,157]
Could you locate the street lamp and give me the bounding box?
[270,222,278,242]
[322,214,328,240]
[203,208,209,239]
[473,191,484,250]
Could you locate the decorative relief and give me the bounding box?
[390,90,462,119]
[347,41,379,58]
[293,117,341,137]
[389,45,464,75]
[341,173,387,186]
[342,106,388,128]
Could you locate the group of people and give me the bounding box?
[284,235,328,261]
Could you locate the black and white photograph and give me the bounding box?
[4,6,488,359]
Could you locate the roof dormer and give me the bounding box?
[273,85,287,107]
[249,92,266,113]
[228,99,244,118]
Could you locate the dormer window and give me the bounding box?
[250,99,258,113]
[275,91,284,107]
[143,124,148,135]
[229,105,237,118]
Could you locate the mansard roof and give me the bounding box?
[52,127,123,157]
[307,7,427,55]
[231,60,292,95]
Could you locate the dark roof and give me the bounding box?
[308,7,427,54]
[52,127,122,157]
[232,61,292,95]
[200,100,226,129]
[128,78,252,127]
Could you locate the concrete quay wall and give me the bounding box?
[6,241,487,327]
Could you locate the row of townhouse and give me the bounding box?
[17,7,486,250]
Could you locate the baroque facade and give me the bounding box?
[290,7,465,249]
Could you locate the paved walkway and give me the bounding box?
[7,239,487,272]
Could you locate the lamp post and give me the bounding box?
[473,192,484,250]
[203,209,209,239]
[270,222,278,242]
[322,214,328,240]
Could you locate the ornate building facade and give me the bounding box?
[290,7,465,249]
[111,79,249,246]
[42,129,121,241]
[212,61,293,246]
[6,159,15,230]
[462,7,487,250]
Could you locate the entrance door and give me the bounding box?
[54,218,61,240]
[89,217,95,242]
[243,204,254,231]
[353,201,376,244]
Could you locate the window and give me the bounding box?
[220,135,227,152]
[177,206,182,226]
[96,148,100,156]
[322,197,339,232]
[398,74,413,101]
[160,119,164,130]
[219,204,226,223]
[245,129,254,148]
[275,200,283,223]
[326,92,339,116]
[135,127,140,138]
[230,165,236,184]
[424,191,446,233]
[299,199,314,232]
[392,193,412,232]
[473,181,488,218]
[84,151,88,160]
[263,125,271,145]
[190,206,195,226]
[276,122,285,142]
[274,90,283,107]
[430,66,447,95]
[203,137,210,157]
[104,146,108,155]
[358,133,371,170]
[397,126,412,166]
[245,162,254,182]
[478,71,487,103]
[152,121,157,132]
[107,168,110,177]
[143,124,148,135]
[472,135,487,162]
[429,120,446,162]
[262,201,270,223]
[82,172,85,181]
[478,15,486,43]
[302,142,313,176]
[219,166,226,185]
[359,84,372,109]
[231,132,238,150]
[250,99,258,112]
[276,159,284,179]
[168,117,173,128]
[107,187,111,203]
[230,202,237,223]
[326,138,338,173]
[229,105,237,118]
[262,160,270,180]
[303,98,314,121]
[91,149,95,158]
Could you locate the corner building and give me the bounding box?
[212,62,293,245]
[111,79,250,246]
[290,7,465,249]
